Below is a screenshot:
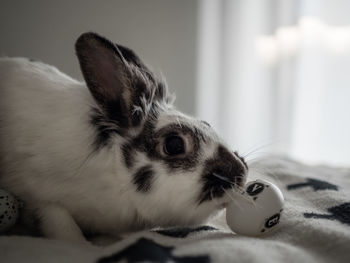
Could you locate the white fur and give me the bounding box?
[0,58,232,242]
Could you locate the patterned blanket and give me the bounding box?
[1,156,349,263]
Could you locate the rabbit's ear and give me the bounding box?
[75,32,153,130]
[115,44,149,71]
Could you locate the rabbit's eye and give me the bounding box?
[164,135,185,156]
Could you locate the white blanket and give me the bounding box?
[1,156,350,263]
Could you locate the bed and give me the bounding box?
[1,156,349,263]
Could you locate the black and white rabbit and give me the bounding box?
[0,32,248,242]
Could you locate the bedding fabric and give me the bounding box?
[1,156,350,263]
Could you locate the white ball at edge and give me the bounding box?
[226,179,284,236]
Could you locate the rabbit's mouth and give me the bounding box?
[197,145,248,205]
[197,173,246,205]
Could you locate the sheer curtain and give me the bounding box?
[196,0,350,166]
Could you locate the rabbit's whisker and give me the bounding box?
[242,140,275,159]
[222,187,244,211]
[212,172,234,184]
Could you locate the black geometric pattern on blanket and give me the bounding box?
[96,237,210,263]
[304,202,350,226]
[154,225,217,238]
[287,178,338,191]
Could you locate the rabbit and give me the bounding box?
[0,32,248,242]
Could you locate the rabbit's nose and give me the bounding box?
[234,151,248,170]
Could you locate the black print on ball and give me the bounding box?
[265,213,281,228]
[246,182,265,196]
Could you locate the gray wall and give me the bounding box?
[0,0,198,115]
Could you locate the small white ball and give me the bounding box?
[0,189,19,233]
[226,179,284,236]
